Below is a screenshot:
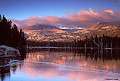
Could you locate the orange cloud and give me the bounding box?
[12,8,120,29]
[105,10,115,14]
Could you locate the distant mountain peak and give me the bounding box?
[23,21,120,42]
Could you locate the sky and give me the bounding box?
[0,0,120,29]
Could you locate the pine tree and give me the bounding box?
[0,15,26,48]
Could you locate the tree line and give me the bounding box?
[0,15,26,48]
[27,34,120,49]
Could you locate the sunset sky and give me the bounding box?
[1,0,120,29]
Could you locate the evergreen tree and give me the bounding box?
[0,15,26,48]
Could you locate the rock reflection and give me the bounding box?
[0,49,26,81]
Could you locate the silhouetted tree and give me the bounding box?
[0,15,26,48]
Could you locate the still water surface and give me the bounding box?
[0,49,120,81]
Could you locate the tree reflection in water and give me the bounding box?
[0,48,120,81]
[27,48,120,61]
[0,49,26,81]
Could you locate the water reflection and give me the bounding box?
[27,48,120,62]
[26,49,120,71]
[0,58,10,81]
[24,49,120,81]
[0,49,120,81]
[0,49,26,81]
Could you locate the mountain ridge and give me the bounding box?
[23,21,120,41]
[24,24,59,31]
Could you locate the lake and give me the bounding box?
[0,48,120,81]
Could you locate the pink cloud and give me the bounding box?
[12,8,120,29]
